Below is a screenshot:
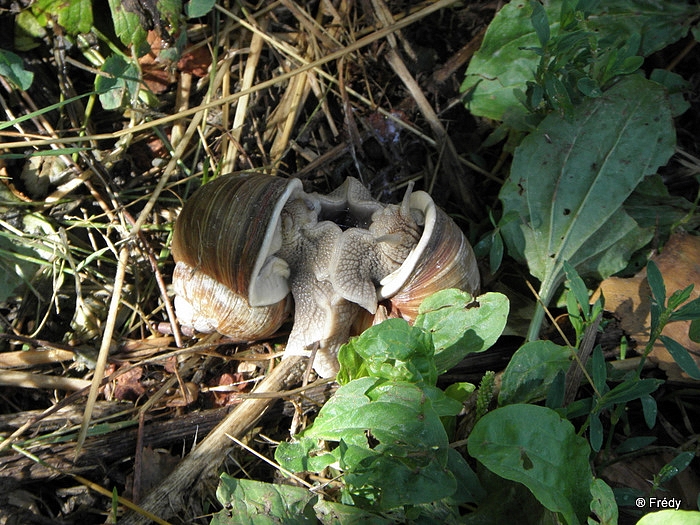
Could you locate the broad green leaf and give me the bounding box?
[337,318,435,385]
[274,437,336,474]
[445,448,486,505]
[624,174,700,234]
[299,378,458,510]
[0,49,34,90]
[469,404,593,525]
[187,0,215,18]
[31,0,93,34]
[95,55,141,110]
[461,0,561,120]
[500,74,673,336]
[636,510,700,525]
[593,1,695,57]
[589,478,618,525]
[659,336,700,380]
[650,69,691,117]
[462,0,696,121]
[414,290,509,374]
[56,0,93,34]
[499,340,571,405]
[314,500,392,525]
[108,0,149,55]
[213,474,317,524]
[462,471,559,525]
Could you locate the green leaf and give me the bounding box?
[186,0,215,18]
[640,394,657,429]
[461,0,696,121]
[591,345,607,395]
[589,412,603,452]
[636,510,700,525]
[689,319,700,343]
[589,478,618,525]
[656,451,695,486]
[291,378,460,510]
[596,378,663,411]
[646,260,667,309]
[659,336,700,380]
[108,0,149,55]
[530,0,550,47]
[500,74,673,336]
[213,474,317,524]
[95,55,141,110]
[0,49,34,90]
[490,231,504,274]
[624,174,700,233]
[337,318,436,385]
[564,261,591,317]
[461,0,561,120]
[615,435,656,455]
[545,369,565,409]
[414,290,509,374]
[669,296,700,322]
[499,340,571,405]
[593,1,695,57]
[56,0,93,34]
[314,500,393,525]
[469,404,593,525]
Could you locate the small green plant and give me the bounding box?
[212,290,508,523]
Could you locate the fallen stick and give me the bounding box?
[119,355,306,525]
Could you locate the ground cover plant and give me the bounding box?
[1,0,700,524]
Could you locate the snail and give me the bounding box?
[171,173,480,377]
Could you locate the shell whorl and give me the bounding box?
[172,173,303,307]
[377,190,480,321]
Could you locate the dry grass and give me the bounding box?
[0,1,496,523]
[3,1,699,523]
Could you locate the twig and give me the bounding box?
[119,356,306,524]
[76,245,130,456]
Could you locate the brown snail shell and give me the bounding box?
[171,173,303,340]
[377,189,480,321]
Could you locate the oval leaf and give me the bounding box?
[469,404,593,525]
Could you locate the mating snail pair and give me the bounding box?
[171,173,480,377]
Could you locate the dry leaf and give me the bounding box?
[177,46,212,77]
[595,233,700,381]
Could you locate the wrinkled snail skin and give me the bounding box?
[276,197,360,377]
[171,173,480,378]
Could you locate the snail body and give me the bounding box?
[171,173,479,377]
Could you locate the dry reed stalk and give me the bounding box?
[119,355,306,525]
[0,370,92,391]
[222,25,267,172]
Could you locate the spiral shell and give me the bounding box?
[377,190,480,321]
[171,173,303,339]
